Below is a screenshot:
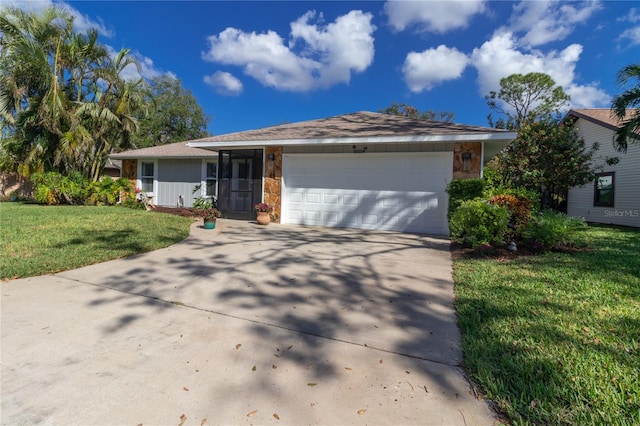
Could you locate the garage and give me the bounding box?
[281,152,453,235]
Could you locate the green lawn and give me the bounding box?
[454,225,640,425]
[1,203,193,279]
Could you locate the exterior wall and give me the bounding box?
[567,118,640,227]
[157,159,202,208]
[0,172,33,198]
[121,159,137,185]
[452,142,482,179]
[284,142,455,154]
[264,146,283,222]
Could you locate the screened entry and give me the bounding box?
[217,149,263,220]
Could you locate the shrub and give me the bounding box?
[449,199,510,248]
[31,172,89,205]
[446,179,485,218]
[523,210,591,250]
[89,177,134,206]
[488,193,534,241]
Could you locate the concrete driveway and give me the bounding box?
[1,219,496,425]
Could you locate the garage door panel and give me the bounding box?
[283,153,451,235]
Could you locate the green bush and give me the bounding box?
[449,199,510,248]
[31,172,133,206]
[446,179,485,218]
[523,210,591,250]
[31,172,89,205]
[89,177,133,206]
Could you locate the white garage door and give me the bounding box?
[282,152,452,235]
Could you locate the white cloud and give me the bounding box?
[5,0,114,37]
[618,7,640,23]
[402,45,468,93]
[384,0,486,33]
[507,0,601,47]
[204,71,243,96]
[202,10,375,92]
[471,31,609,111]
[619,26,640,45]
[618,10,640,47]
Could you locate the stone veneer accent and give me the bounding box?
[263,146,283,223]
[453,142,482,179]
[122,159,137,186]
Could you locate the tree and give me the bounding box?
[486,72,570,130]
[611,63,640,152]
[490,120,601,211]
[0,6,145,180]
[379,102,455,122]
[130,76,209,148]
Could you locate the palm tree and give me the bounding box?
[611,63,640,152]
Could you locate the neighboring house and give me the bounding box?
[102,158,122,179]
[565,109,640,228]
[110,142,218,208]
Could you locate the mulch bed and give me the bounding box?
[151,206,195,218]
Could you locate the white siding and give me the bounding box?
[567,118,640,227]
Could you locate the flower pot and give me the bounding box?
[256,211,271,225]
[203,221,216,229]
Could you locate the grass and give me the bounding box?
[454,225,640,425]
[1,202,193,279]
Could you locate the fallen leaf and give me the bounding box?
[246,410,258,417]
[273,413,280,420]
[287,345,293,350]
[345,367,352,371]
[310,403,316,407]
[200,418,207,426]
[594,338,601,345]
[235,344,241,350]
[357,409,367,415]
[582,326,590,332]
[405,370,411,374]
[183,387,189,391]
[178,414,187,426]
[272,364,277,369]
[423,385,429,393]
[308,383,317,387]
[379,359,383,364]
[252,365,256,371]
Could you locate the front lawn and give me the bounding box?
[454,225,640,425]
[1,203,193,279]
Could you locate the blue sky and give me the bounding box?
[8,1,640,135]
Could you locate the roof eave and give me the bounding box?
[187,133,517,149]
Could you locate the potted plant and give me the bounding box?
[193,207,222,229]
[254,202,274,225]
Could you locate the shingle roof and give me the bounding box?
[188,111,511,144]
[110,141,217,159]
[567,109,638,131]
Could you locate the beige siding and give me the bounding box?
[567,118,640,227]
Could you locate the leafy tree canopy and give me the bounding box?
[486,72,570,130]
[611,62,640,152]
[488,120,607,211]
[131,76,209,148]
[379,102,455,122]
[0,6,210,180]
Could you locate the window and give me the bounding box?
[206,162,217,197]
[141,162,154,193]
[594,172,614,207]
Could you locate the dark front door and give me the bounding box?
[218,149,263,220]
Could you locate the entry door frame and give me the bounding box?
[218,149,263,220]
